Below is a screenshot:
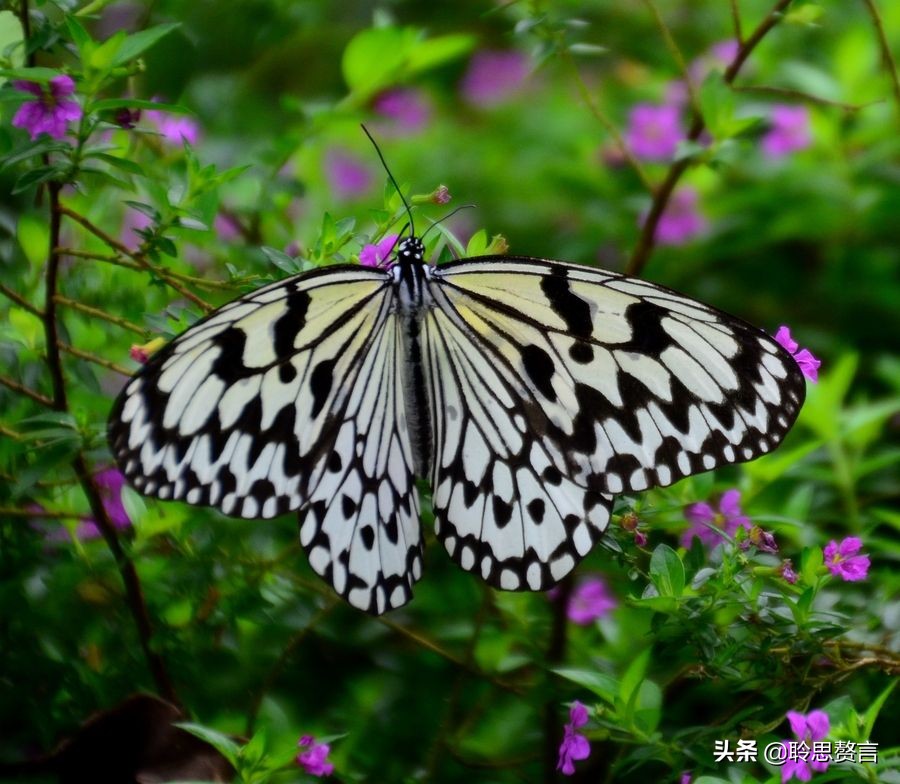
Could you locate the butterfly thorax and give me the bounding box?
[392,236,432,477]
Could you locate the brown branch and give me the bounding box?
[730,0,745,44]
[625,0,795,277]
[47,186,180,707]
[0,283,43,317]
[732,84,878,111]
[861,0,900,115]
[55,294,149,336]
[58,341,132,376]
[0,506,84,519]
[0,425,24,441]
[58,247,143,271]
[0,374,53,407]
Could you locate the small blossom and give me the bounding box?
[360,234,399,268]
[625,103,684,160]
[431,184,451,205]
[762,105,811,158]
[567,577,617,625]
[680,773,693,784]
[634,530,648,547]
[557,701,590,776]
[823,537,870,582]
[781,559,799,584]
[324,149,373,201]
[774,326,821,381]
[144,102,200,146]
[130,337,166,365]
[681,489,751,549]
[12,76,82,141]
[213,213,242,242]
[373,87,431,134]
[461,50,529,107]
[647,187,707,246]
[296,735,334,777]
[114,107,141,129]
[747,525,778,553]
[780,710,829,782]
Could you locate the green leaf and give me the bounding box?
[618,647,651,706]
[175,723,240,767]
[111,22,180,67]
[64,16,93,58]
[699,71,735,139]
[90,97,188,114]
[0,11,25,80]
[261,246,302,274]
[862,680,897,740]
[552,668,618,703]
[649,544,685,597]
[12,165,64,194]
[342,26,417,100]
[88,152,145,176]
[406,33,475,74]
[88,30,126,70]
[800,546,823,585]
[121,486,147,528]
[0,66,62,83]
[17,213,48,267]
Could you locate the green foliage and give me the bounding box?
[1,1,899,783]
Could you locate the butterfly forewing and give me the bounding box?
[431,257,806,496]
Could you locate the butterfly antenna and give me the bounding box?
[420,204,476,242]
[361,124,415,237]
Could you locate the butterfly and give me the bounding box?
[108,140,806,615]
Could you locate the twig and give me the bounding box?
[47,186,180,706]
[0,425,25,441]
[245,599,339,735]
[58,341,132,376]
[561,52,655,192]
[58,247,143,271]
[730,0,744,44]
[0,283,42,317]
[731,84,877,111]
[642,0,700,111]
[861,0,900,116]
[55,295,149,336]
[0,506,85,519]
[543,575,574,784]
[0,374,53,407]
[626,0,795,277]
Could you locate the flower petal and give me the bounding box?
[805,710,830,740]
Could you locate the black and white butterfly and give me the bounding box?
[108,148,806,615]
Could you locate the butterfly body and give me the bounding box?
[109,236,805,614]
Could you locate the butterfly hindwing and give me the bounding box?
[430,257,806,496]
[422,280,614,591]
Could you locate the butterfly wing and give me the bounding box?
[108,266,422,612]
[430,257,806,500]
[421,277,614,592]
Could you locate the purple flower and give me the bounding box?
[648,187,707,246]
[145,102,200,146]
[681,489,750,548]
[744,525,778,554]
[12,76,82,141]
[324,149,373,201]
[557,701,590,776]
[114,107,141,129]
[781,559,799,584]
[360,234,400,268]
[762,105,811,158]
[461,50,529,107]
[780,710,830,782]
[625,103,684,160]
[823,537,870,582]
[213,213,242,242]
[567,577,617,625]
[430,184,451,205]
[680,773,693,784]
[296,735,333,777]
[774,326,821,381]
[373,88,431,134]
[122,208,154,251]
[634,530,648,547]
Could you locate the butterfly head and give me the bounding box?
[396,236,425,265]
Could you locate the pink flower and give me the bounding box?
[774,326,821,381]
[762,105,811,158]
[680,773,693,784]
[557,701,590,776]
[373,88,431,134]
[743,525,778,554]
[649,187,707,246]
[681,489,750,548]
[823,537,870,582]
[430,184,451,205]
[213,213,242,242]
[114,107,141,129]
[145,102,200,146]
[324,149,372,201]
[625,103,684,160]
[634,530,648,547]
[567,577,617,625]
[461,50,529,107]
[12,75,82,140]
[360,234,399,268]
[296,735,333,777]
[781,559,799,584]
[780,710,830,782]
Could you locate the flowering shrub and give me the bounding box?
[1,2,898,783]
